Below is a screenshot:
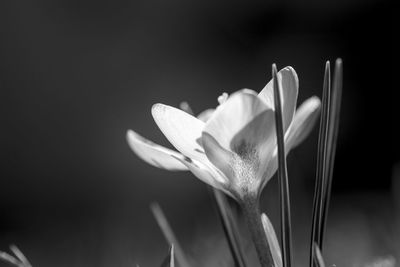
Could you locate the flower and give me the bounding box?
[127,67,320,201]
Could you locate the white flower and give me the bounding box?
[127,67,320,201]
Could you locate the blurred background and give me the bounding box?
[0,0,395,266]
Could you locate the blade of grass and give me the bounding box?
[261,213,283,267]
[0,251,20,266]
[160,245,175,267]
[10,245,31,267]
[313,243,326,267]
[320,58,343,248]
[310,61,330,267]
[150,202,191,267]
[211,188,247,267]
[272,63,293,267]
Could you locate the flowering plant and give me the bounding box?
[127,67,320,202]
[1,60,344,267]
[126,65,327,267]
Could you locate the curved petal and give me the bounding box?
[261,213,282,267]
[259,96,321,193]
[202,91,278,194]
[258,66,299,132]
[152,104,209,164]
[126,130,188,171]
[285,96,321,150]
[171,154,234,198]
[201,132,235,180]
[203,90,275,154]
[197,108,215,122]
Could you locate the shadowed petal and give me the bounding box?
[171,154,232,197]
[203,90,275,153]
[126,130,188,171]
[152,104,209,164]
[201,132,235,180]
[197,108,215,122]
[285,96,321,150]
[202,91,276,187]
[259,97,321,191]
[259,66,299,132]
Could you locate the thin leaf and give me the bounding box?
[150,203,191,267]
[1,245,31,267]
[310,61,330,267]
[160,245,175,267]
[320,58,343,247]
[212,188,247,267]
[10,245,32,267]
[313,243,326,267]
[261,213,283,267]
[272,63,293,267]
[0,251,20,266]
[317,61,332,245]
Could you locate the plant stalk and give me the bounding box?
[240,194,274,267]
[212,188,247,267]
[272,63,293,267]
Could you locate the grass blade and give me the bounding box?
[310,61,331,267]
[1,245,31,267]
[313,243,326,267]
[0,251,20,266]
[272,63,293,267]
[212,188,247,267]
[261,213,283,267]
[10,245,32,267]
[160,245,175,267]
[320,58,343,247]
[150,202,191,267]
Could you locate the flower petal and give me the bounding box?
[203,90,275,154]
[259,97,321,193]
[201,132,235,180]
[258,66,299,132]
[202,91,278,194]
[152,104,209,163]
[261,213,283,267]
[285,96,321,150]
[126,130,188,171]
[171,154,233,198]
[197,108,215,122]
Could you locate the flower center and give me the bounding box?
[230,140,260,194]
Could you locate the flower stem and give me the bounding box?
[240,194,274,267]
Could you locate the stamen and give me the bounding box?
[218,92,229,105]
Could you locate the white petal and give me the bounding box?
[126,130,188,171]
[171,154,233,198]
[152,104,209,164]
[202,91,278,194]
[285,96,321,150]
[203,90,275,154]
[261,213,283,267]
[197,108,215,122]
[201,132,235,180]
[258,66,299,132]
[259,96,321,192]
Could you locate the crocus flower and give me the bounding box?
[127,67,320,202]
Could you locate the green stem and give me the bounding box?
[240,194,274,267]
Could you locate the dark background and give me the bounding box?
[0,0,395,266]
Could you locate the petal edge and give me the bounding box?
[126,130,188,171]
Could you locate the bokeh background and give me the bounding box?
[0,0,395,266]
